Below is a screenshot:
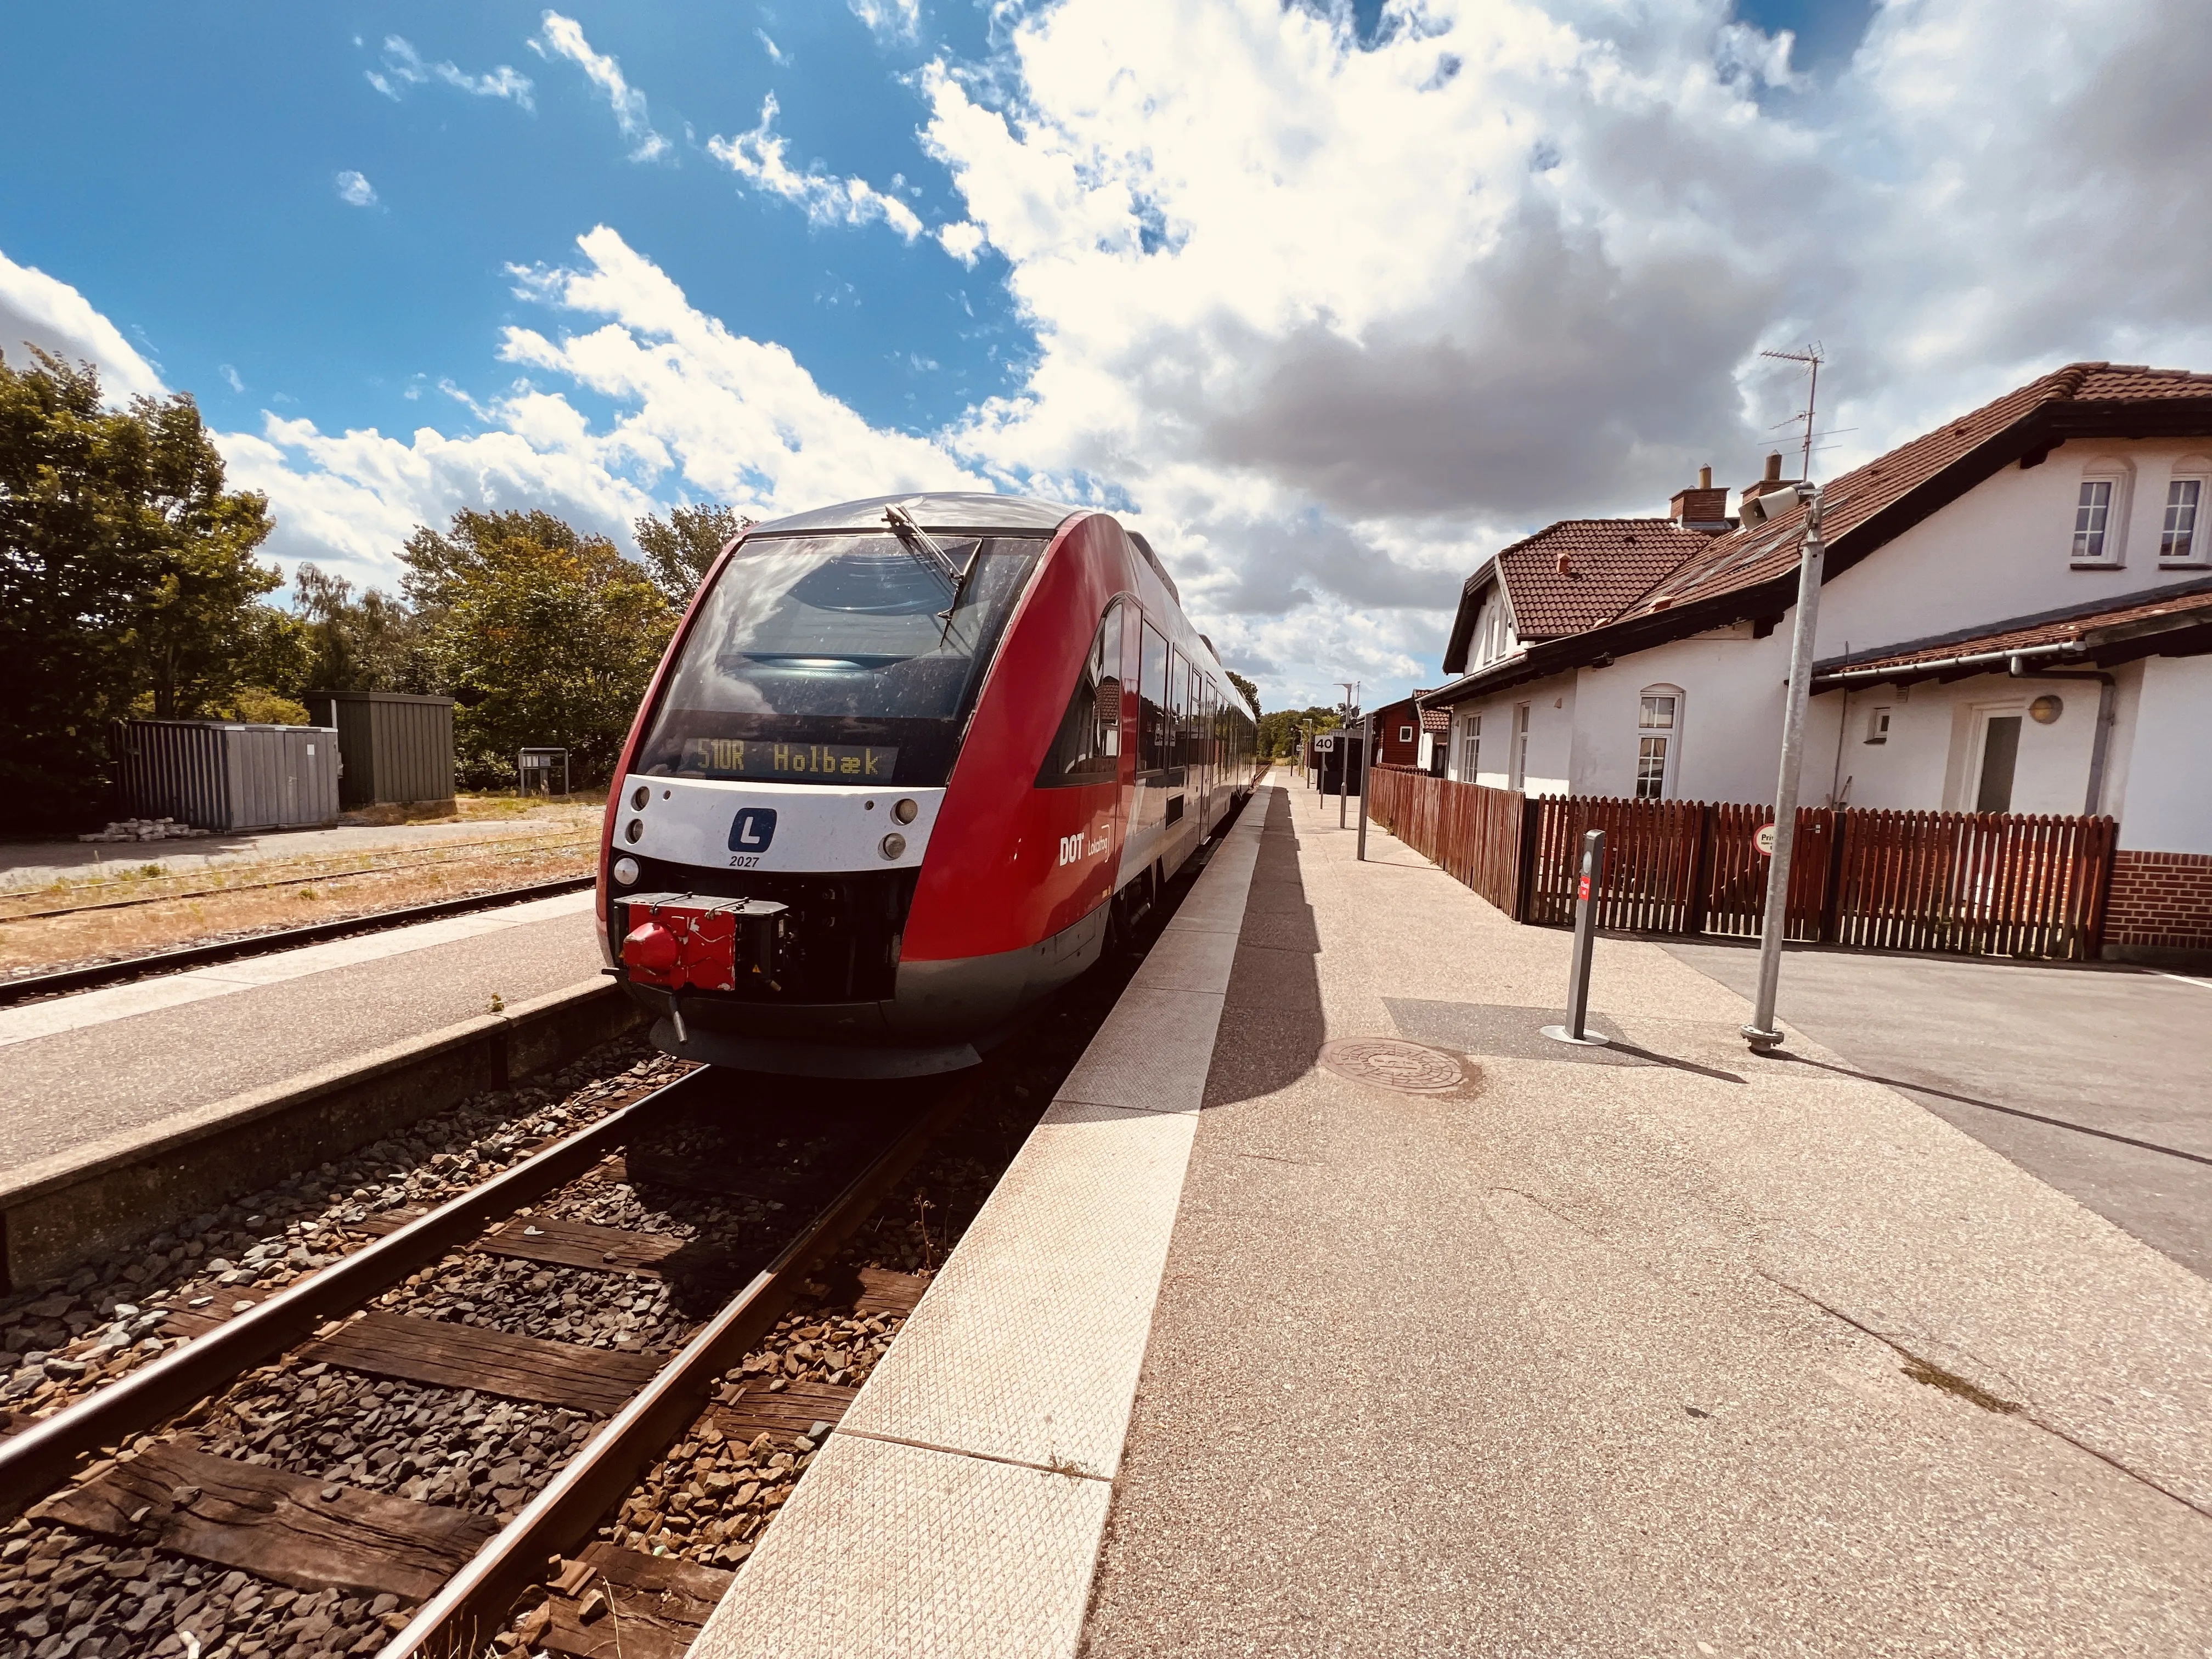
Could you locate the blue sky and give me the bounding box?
[0,5,1022,443]
[2,0,2202,711]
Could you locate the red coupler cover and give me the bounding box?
[621,893,781,993]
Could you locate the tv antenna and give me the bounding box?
[1759,344,1824,482]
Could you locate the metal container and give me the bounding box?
[116,720,342,832]
[304,691,456,808]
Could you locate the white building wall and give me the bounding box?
[1820,668,2119,816]
[1570,630,1793,802]
[1815,437,2212,658]
[2112,654,2212,852]
[1442,670,1575,793]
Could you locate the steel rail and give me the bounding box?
[0,875,595,1007]
[0,1067,702,1519]
[377,1076,978,1659]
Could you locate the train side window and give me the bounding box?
[1167,649,1191,777]
[1036,600,1124,787]
[1139,622,1171,772]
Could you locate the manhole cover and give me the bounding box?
[1318,1037,1466,1094]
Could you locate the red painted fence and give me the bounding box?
[1365,765,2114,961]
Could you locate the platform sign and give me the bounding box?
[1753,821,1778,856]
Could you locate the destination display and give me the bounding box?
[681,737,899,780]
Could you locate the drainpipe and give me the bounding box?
[2007,657,2117,817]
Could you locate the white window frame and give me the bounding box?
[1509,703,1531,792]
[1634,685,1684,800]
[1460,711,1483,781]
[2159,459,2211,567]
[1865,705,1892,745]
[1398,724,1415,745]
[2070,458,2132,568]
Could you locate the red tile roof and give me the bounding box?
[1497,519,1713,639]
[1629,362,2212,617]
[1430,361,2212,705]
[1815,586,2212,681]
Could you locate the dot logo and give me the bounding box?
[729,808,778,853]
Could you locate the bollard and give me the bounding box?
[1356,713,1373,861]
[1541,830,1610,1047]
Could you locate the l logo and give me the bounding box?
[729,808,778,852]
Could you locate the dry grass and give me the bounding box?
[1,810,603,979]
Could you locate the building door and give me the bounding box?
[1973,713,2022,814]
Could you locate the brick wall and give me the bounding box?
[2104,850,2212,952]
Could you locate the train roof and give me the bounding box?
[747,492,1080,536]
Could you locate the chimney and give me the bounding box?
[1668,465,1732,534]
[1556,549,1573,577]
[1739,450,1798,515]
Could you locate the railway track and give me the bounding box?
[0,1062,972,1659]
[0,876,596,1008]
[0,819,1215,1659]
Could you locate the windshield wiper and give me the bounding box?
[884,505,960,586]
[884,504,979,647]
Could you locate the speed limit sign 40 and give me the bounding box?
[1753,822,1778,856]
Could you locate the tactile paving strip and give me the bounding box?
[688,1434,1111,1658]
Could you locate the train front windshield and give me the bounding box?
[634,532,1044,787]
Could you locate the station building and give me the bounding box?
[1419,362,2212,959]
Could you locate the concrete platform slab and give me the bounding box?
[0,894,604,1172]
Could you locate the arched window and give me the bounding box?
[1635,686,1683,799]
[2162,455,2211,567]
[2071,456,2134,567]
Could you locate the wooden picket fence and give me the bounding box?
[1364,765,2115,961]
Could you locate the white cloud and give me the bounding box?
[893,0,2212,706]
[219,363,245,393]
[192,227,981,585]
[757,30,786,66]
[849,0,923,46]
[368,35,535,108]
[335,171,379,208]
[936,219,985,266]
[0,250,167,399]
[708,94,926,240]
[533,12,669,162]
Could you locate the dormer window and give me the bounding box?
[2160,460,2210,566]
[2070,459,2131,567]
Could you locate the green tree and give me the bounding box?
[290,563,433,693]
[634,504,746,602]
[1225,669,1261,719]
[403,510,677,787]
[0,349,278,830]
[1257,704,1340,759]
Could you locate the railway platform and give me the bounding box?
[694,772,2212,1656]
[0,891,602,1174]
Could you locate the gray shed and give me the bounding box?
[304,691,456,809]
[116,720,342,832]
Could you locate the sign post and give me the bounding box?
[1541,830,1610,1047]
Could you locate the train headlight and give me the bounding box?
[892,798,918,824]
[630,786,650,811]
[624,820,644,844]
[612,856,640,886]
[879,833,907,860]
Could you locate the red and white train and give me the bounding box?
[596,493,1261,1076]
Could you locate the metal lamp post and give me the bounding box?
[1743,482,1825,1053]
